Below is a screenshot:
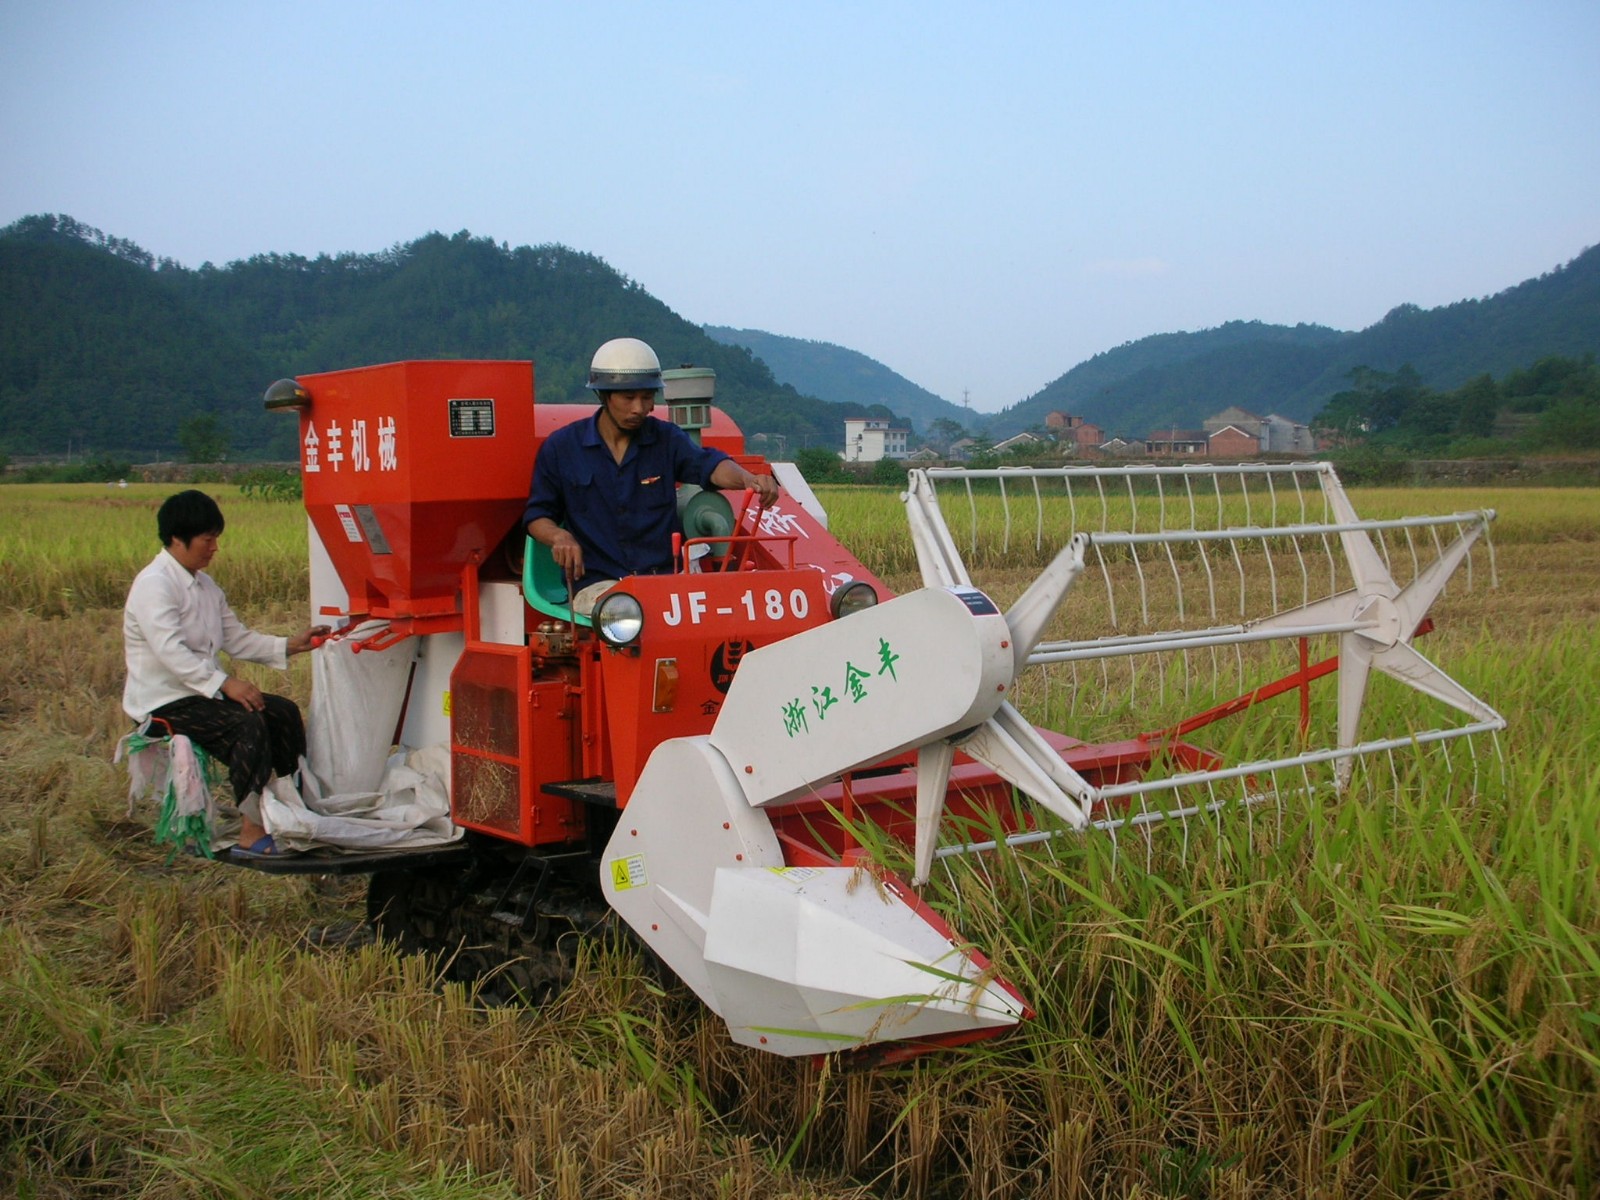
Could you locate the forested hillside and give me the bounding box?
[1281,247,1600,408]
[704,326,971,434]
[4,212,1595,460]
[0,223,280,456]
[0,216,906,459]
[996,322,1348,438]
[991,246,1600,439]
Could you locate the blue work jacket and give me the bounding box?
[522,411,731,593]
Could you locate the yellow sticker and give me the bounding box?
[610,855,648,891]
[441,690,452,717]
[768,866,820,880]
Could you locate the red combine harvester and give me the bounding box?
[243,359,1503,1059]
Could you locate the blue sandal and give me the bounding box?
[231,834,298,860]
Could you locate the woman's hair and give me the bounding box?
[157,489,225,546]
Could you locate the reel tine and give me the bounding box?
[998,473,1012,556]
[1174,791,1187,866]
[940,855,962,923]
[1032,473,1045,556]
[1131,793,1155,869]
[1491,728,1507,796]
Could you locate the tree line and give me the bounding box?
[1312,355,1600,454]
[0,217,910,462]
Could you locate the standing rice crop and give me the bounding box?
[0,480,1595,1197]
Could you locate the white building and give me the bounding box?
[843,418,909,463]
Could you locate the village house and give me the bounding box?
[1143,405,1319,458]
[1207,424,1261,458]
[993,431,1042,454]
[947,437,977,461]
[842,417,909,463]
[1144,429,1209,456]
[1259,413,1317,454]
[1203,405,1264,439]
[1044,411,1106,455]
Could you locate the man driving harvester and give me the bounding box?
[523,337,780,615]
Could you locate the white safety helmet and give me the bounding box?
[588,337,663,393]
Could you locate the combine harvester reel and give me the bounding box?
[608,460,1505,1057]
[907,461,1505,870]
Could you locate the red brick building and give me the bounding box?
[1045,412,1106,455]
[1206,424,1261,458]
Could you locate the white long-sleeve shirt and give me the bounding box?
[122,548,287,722]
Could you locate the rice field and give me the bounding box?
[0,480,1596,1198]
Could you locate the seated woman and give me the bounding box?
[121,489,329,858]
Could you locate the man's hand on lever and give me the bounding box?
[711,460,780,508]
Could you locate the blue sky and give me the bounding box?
[3,1,1595,410]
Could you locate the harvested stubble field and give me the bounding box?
[1,481,1597,1199]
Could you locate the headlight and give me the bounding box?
[594,591,644,647]
[830,580,879,619]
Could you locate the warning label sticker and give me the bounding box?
[610,855,648,891]
[334,504,363,543]
[767,866,820,881]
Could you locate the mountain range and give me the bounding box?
[2,212,1596,457]
[703,326,976,435]
[710,245,1600,440]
